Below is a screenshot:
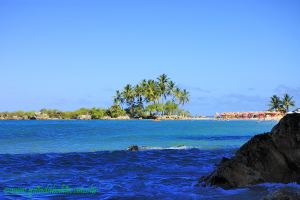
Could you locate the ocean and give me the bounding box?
[1,120,299,199]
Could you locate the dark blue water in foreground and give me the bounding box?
[0,120,299,199]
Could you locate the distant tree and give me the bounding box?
[144,79,159,104]
[134,84,144,106]
[155,103,164,115]
[90,107,106,119]
[282,93,295,112]
[123,84,135,115]
[268,95,282,112]
[112,74,191,118]
[145,104,156,117]
[179,89,190,106]
[164,100,178,115]
[128,104,145,118]
[113,90,124,109]
[174,87,181,103]
[157,74,169,103]
[141,79,147,89]
[40,109,62,118]
[107,104,126,118]
[167,80,176,98]
[61,112,73,119]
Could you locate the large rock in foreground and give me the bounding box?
[201,113,300,189]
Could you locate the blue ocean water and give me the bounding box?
[0,120,277,154]
[0,120,299,199]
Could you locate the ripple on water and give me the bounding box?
[1,149,299,199]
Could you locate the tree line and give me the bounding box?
[0,107,126,120]
[113,74,190,118]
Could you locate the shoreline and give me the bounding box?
[0,117,281,121]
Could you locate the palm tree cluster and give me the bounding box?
[113,74,190,118]
[268,93,295,113]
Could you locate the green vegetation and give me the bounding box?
[113,74,190,118]
[106,104,126,118]
[0,110,36,119]
[268,93,296,113]
[0,107,125,120]
[0,74,191,120]
[282,94,296,112]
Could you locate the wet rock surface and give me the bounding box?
[263,189,300,200]
[127,145,139,151]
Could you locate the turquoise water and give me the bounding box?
[0,120,276,154]
[2,120,298,199]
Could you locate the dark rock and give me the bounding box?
[201,113,300,189]
[128,145,139,151]
[263,189,300,200]
[30,116,37,120]
[220,157,230,164]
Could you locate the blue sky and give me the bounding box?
[0,0,299,115]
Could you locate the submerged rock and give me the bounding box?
[128,145,139,151]
[200,113,300,189]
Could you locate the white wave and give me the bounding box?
[139,145,190,150]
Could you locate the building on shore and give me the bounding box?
[214,111,284,120]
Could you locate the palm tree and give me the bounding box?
[179,89,190,106]
[134,84,144,106]
[174,87,181,103]
[268,95,282,112]
[111,75,191,118]
[143,80,161,114]
[123,84,135,114]
[113,90,124,108]
[167,80,176,97]
[141,79,147,89]
[144,80,159,103]
[282,93,295,112]
[157,74,169,103]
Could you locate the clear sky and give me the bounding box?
[1,0,299,115]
